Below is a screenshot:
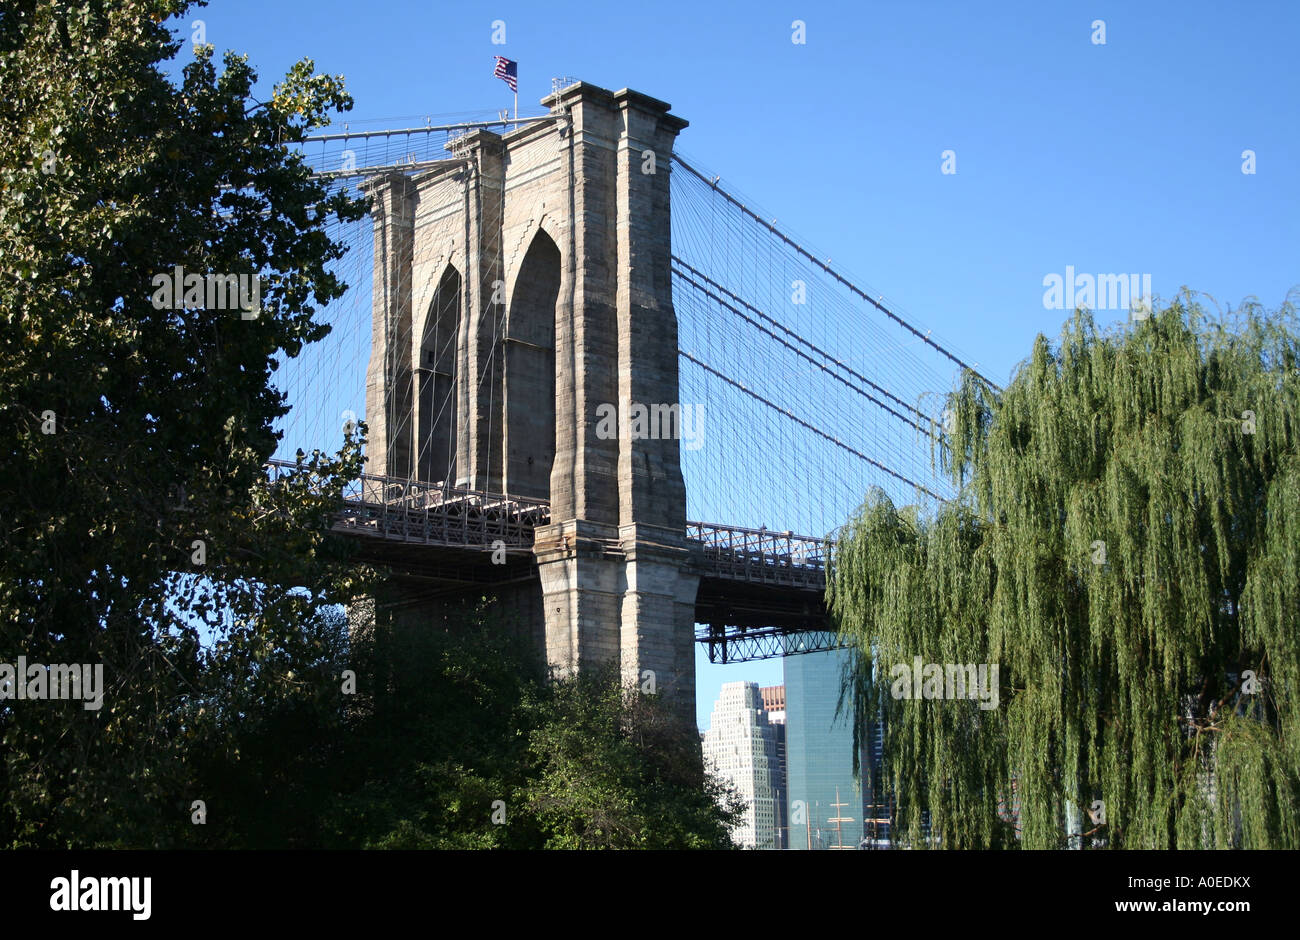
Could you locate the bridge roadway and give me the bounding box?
[267,459,839,661]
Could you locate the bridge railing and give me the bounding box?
[265,459,551,549]
[686,521,828,589]
[263,461,830,583]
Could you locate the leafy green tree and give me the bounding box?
[522,667,745,849]
[174,602,356,848]
[325,601,544,850]
[186,600,743,850]
[830,296,1300,849]
[0,0,365,846]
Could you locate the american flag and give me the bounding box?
[493,56,518,93]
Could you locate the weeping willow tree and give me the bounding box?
[828,293,1300,849]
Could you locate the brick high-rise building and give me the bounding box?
[760,685,788,848]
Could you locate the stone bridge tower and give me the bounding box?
[360,82,698,708]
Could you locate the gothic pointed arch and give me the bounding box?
[502,229,560,498]
[415,263,461,483]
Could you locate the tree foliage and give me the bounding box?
[137,602,742,849]
[523,666,746,849]
[829,296,1300,848]
[0,0,365,845]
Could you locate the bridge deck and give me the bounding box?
[268,459,838,659]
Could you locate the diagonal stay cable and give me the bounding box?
[672,260,936,435]
[679,349,945,501]
[672,154,1000,391]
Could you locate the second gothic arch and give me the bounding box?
[501,228,561,499]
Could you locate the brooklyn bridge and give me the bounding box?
[271,80,992,708]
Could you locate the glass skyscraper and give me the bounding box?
[784,648,865,850]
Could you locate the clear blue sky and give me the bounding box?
[183,0,1299,729]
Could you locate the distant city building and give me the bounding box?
[859,715,891,848]
[760,685,788,848]
[785,649,869,850]
[703,681,778,849]
[760,685,785,721]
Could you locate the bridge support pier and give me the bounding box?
[533,520,624,677]
[616,525,698,708]
[534,521,699,712]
